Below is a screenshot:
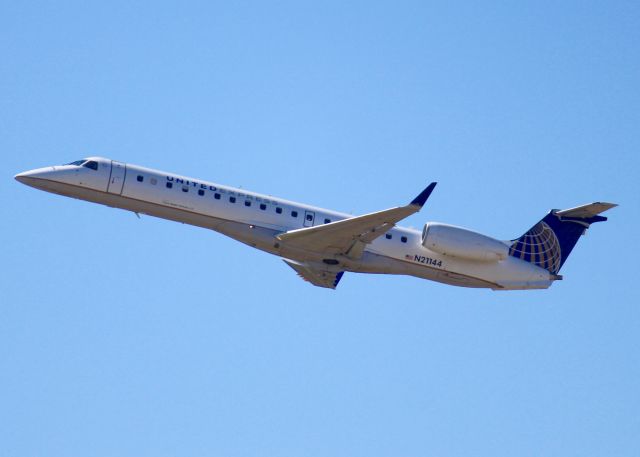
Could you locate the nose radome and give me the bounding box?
[14,171,30,184]
[14,170,38,184]
[14,166,56,185]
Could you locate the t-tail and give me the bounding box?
[509,202,617,276]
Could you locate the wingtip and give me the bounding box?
[410,182,437,207]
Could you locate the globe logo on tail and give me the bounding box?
[509,221,562,274]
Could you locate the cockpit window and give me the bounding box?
[66,160,86,166]
[82,161,98,170]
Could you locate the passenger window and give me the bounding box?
[182,186,188,193]
[401,236,408,243]
[137,175,143,182]
[245,201,251,207]
[230,196,236,203]
[276,207,282,214]
[198,189,205,196]
[306,214,313,221]
[83,161,99,170]
[324,218,331,224]
[166,182,173,189]
[214,193,221,199]
[150,178,157,185]
[260,204,266,210]
[291,211,298,217]
[385,233,392,240]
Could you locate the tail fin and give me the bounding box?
[509,202,617,274]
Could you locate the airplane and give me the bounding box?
[15,157,616,290]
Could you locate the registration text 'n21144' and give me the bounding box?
[407,254,443,268]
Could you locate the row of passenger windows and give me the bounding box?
[138,174,330,221]
[137,173,409,241]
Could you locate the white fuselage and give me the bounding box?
[15,157,555,290]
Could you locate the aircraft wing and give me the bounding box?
[283,259,345,289]
[276,183,437,258]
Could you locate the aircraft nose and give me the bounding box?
[14,167,56,185]
[14,171,32,184]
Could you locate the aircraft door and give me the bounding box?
[107,161,126,195]
[304,210,315,227]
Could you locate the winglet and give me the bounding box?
[410,182,437,207]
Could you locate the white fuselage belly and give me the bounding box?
[24,161,553,290]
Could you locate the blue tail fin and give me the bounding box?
[509,202,616,274]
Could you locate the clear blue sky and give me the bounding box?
[2,1,639,456]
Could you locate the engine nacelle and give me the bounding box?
[421,222,509,262]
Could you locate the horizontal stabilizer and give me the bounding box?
[556,202,617,219]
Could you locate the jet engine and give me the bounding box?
[421,222,509,262]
